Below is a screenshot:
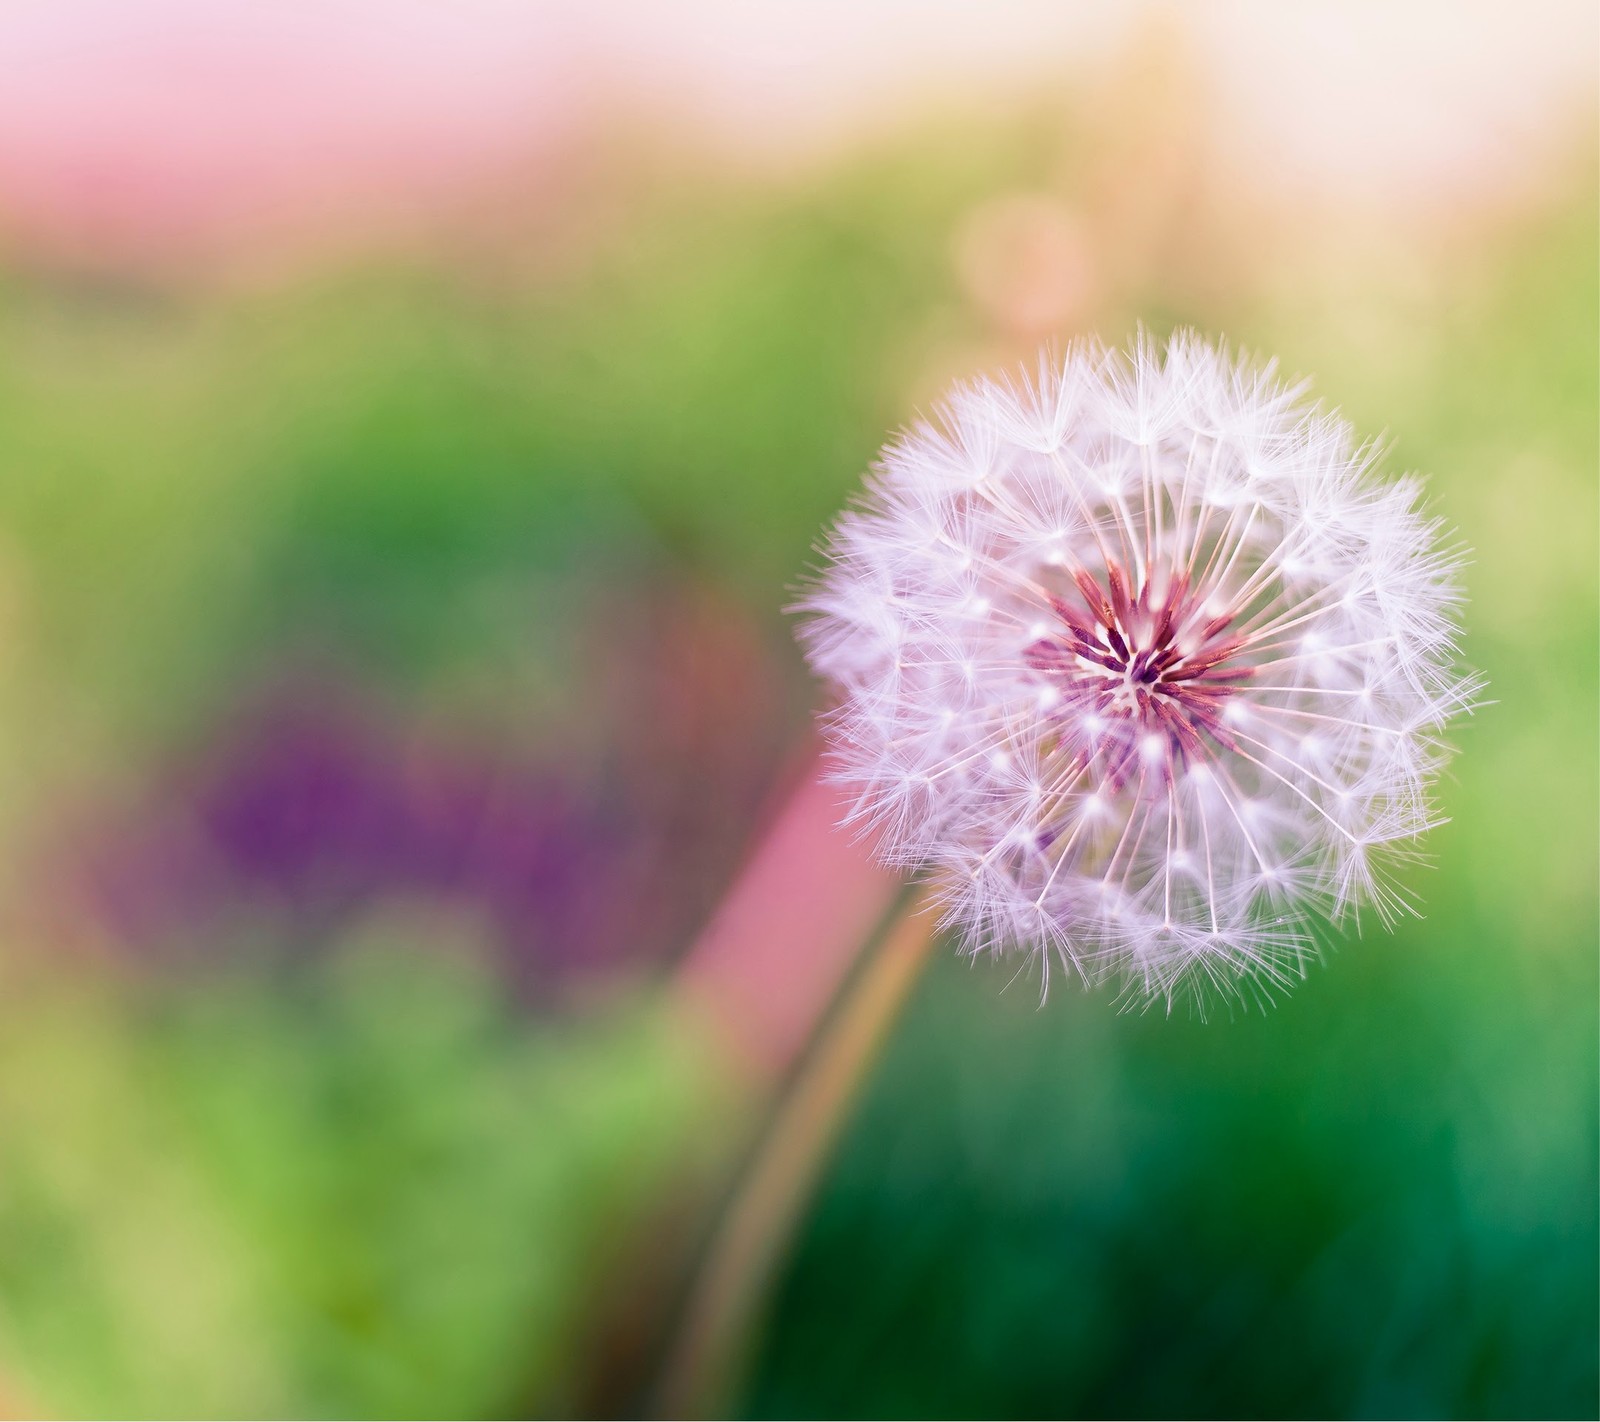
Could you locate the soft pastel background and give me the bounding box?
[0,2,1593,1417]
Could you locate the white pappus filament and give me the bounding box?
[798,332,1480,1011]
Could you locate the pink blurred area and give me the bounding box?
[0,0,1591,272]
[0,0,586,268]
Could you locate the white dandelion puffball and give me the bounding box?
[800,333,1478,1008]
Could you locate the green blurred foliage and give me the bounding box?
[0,929,718,1417]
[0,151,986,777]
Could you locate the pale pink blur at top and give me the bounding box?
[0,1,584,267]
[0,0,1591,271]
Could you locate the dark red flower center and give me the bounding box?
[1023,561,1253,778]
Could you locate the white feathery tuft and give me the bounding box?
[798,332,1481,1011]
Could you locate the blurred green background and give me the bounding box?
[0,10,1591,1419]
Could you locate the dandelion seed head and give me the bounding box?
[798,332,1480,1010]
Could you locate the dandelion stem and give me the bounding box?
[656,887,940,1418]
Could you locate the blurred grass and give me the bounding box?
[0,932,720,1417]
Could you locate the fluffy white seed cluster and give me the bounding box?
[800,333,1477,1009]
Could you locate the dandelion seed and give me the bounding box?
[798,332,1480,1010]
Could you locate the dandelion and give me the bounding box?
[800,332,1478,1008]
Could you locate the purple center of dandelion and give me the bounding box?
[1023,560,1254,785]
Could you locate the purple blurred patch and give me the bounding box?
[71,583,794,997]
